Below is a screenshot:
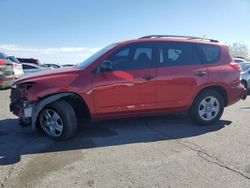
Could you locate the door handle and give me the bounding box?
[142,75,155,81]
[195,71,207,77]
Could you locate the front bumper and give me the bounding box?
[9,87,33,121]
[10,102,33,118]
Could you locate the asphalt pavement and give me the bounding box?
[0,89,250,188]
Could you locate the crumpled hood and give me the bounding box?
[14,67,80,85]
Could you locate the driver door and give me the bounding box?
[92,43,156,115]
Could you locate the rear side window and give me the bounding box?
[157,42,194,67]
[197,44,221,64]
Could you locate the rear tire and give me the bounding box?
[38,99,77,140]
[190,90,224,125]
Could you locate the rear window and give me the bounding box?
[8,56,21,64]
[197,44,221,64]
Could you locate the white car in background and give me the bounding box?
[234,58,250,90]
[0,53,24,89]
[7,56,24,77]
[240,63,250,90]
[22,63,47,74]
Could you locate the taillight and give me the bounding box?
[0,60,6,68]
[230,62,241,72]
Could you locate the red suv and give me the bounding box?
[10,35,247,140]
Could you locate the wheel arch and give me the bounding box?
[31,92,91,131]
[192,85,228,108]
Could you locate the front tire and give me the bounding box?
[38,99,77,140]
[190,90,224,125]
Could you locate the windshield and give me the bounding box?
[77,43,118,68]
[8,56,21,64]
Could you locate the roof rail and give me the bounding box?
[139,35,219,43]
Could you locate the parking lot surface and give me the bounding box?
[0,89,250,188]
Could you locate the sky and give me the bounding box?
[0,0,250,64]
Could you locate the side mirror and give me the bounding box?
[100,60,113,72]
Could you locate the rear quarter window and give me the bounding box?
[197,44,221,64]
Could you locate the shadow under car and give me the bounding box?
[0,114,232,165]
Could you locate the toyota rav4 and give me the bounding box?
[10,35,248,140]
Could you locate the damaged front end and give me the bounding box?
[10,82,34,125]
[10,81,76,131]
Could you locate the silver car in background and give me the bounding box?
[240,62,250,90]
[41,63,62,69]
[22,63,47,74]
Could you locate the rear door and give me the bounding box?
[155,42,208,109]
[92,43,157,115]
[196,44,223,84]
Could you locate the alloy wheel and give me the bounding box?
[39,109,64,137]
[198,96,220,121]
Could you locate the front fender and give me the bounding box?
[31,93,74,131]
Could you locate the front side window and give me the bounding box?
[107,44,153,71]
[109,48,131,71]
[157,42,194,67]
